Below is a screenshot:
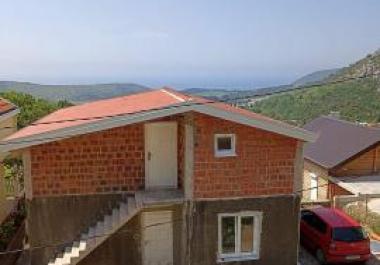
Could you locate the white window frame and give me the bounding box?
[217,211,263,263]
[214,134,236,157]
[310,173,318,201]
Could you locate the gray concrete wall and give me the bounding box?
[189,195,301,265]
[28,195,300,265]
[27,193,126,265]
[79,204,183,265]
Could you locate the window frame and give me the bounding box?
[214,134,236,157]
[310,173,318,201]
[217,211,263,262]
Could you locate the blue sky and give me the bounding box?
[0,0,379,89]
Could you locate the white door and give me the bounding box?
[145,122,178,189]
[310,173,318,201]
[142,211,173,265]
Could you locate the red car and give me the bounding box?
[300,207,370,264]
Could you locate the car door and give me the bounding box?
[300,211,317,249]
[300,211,327,251]
[309,214,328,251]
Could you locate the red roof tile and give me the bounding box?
[5,88,311,143]
[0,98,16,115]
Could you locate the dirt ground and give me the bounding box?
[299,247,380,265]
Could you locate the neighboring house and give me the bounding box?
[0,98,19,223]
[0,88,315,265]
[303,116,380,201]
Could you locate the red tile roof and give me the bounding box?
[0,98,16,115]
[304,116,380,168]
[4,88,313,145]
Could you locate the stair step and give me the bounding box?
[66,242,81,259]
[104,214,113,231]
[87,226,96,246]
[119,202,128,219]
[95,221,104,236]
[127,197,136,214]
[47,195,140,265]
[112,208,119,227]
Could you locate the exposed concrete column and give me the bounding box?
[22,149,32,200]
[182,112,196,265]
[293,140,305,265]
[0,153,7,223]
[183,113,194,200]
[293,140,305,194]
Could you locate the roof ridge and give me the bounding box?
[320,115,380,131]
[160,88,186,102]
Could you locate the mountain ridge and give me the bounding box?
[0,81,150,103]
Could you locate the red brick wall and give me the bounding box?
[193,113,298,198]
[30,115,185,197]
[30,124,145,196]
[29,112,298,198]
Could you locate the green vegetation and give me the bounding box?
[0,199,25,251]
[344,201,380,235]
[251,78,380,125]
[251,50,380,125]
[0,91,72,128]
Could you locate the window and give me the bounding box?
[218,212,262,262]
[301,211,327,234]
[214,134,236,157]
[332,227,367,242]
[310,173,318,201]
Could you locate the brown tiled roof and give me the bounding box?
[0,98,16,115]
[304,116,380,169]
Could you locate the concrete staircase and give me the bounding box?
[47,196,139,265]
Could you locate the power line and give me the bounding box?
[0,173,372,256]
[226,72,380,101]
[0,71,378,135]
[0,73,378,256]
[0,71,377,149]
[0,217,184,256]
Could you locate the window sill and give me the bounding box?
[217,255,259,263]
[215,152,237,158]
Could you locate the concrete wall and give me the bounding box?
[28,194,300,265]
[188,195,301,265]
[79,204,183,265]
[27,194,125,265]
[303,160,329,200]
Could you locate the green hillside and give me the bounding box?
[0,82,149,103]
[251,50,380,125]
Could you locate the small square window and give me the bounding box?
[215,134,236,157]
[218,212,263,262]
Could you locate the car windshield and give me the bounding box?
[332,227,367,242]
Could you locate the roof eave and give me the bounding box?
[0,108,20,123]
[0,103,316,152]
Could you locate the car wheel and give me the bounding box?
[316,248,327,265]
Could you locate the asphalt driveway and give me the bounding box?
[299,246,380,265]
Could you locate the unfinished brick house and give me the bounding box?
[0,88,315,265]
[303,116,380,201]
